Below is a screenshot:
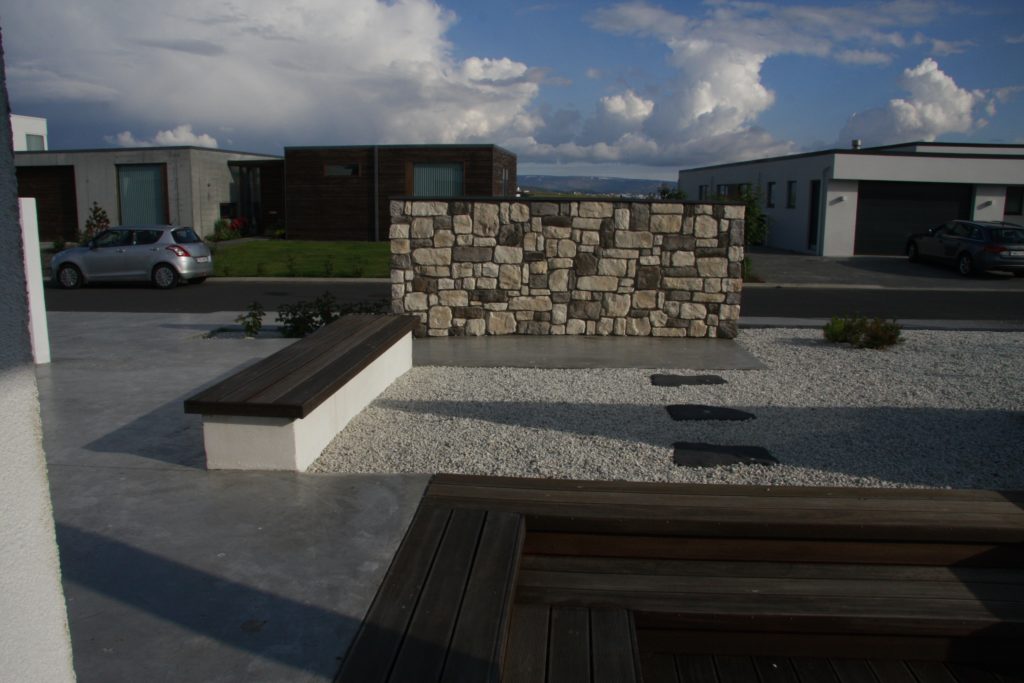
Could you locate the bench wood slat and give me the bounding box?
[426,473,1024,504]
[186,315,378,408]
[547,607,590,683]
[503,604,551,683]
[753,655,801,683]
[441,511,524,682]
[590,608,640,683]
[388,508,487,682]
[639,653,682,683]
[334,505,451,683]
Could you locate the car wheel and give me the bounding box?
[189,277,207,284]
[907,241,919,262]
[57,264,83,289]
[957,252,974,277]
[152,263,179,289]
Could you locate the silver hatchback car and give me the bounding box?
[52,225,214,289]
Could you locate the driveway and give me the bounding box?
[746,250,1024,290]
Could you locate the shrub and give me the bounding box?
[235,301,265,338]
[276,294,390,338]
[739,187,768,246]
[52,234,67,252]
[81,202,110,241]
[823,315,902,349]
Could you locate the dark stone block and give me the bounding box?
[574,252,598,276]
[411,238,434,249]
[411,276,438,294]
[728,263,742,278]
[662,235,684,251]
[599,218,616,248]
[568,301,601,320]
[666,405,755,422]
[640,249,652,257]
[525,251,546,262]
[730,221,745,245]
[521,321,550,334]
[630,203,650,231]
[650,374,727,387]
[474,290,507,303]
[534,312,551,322]
[450,325,466,336]
[390,253,411,269]
[629,310,648,318]
[451,202,469,215]
[433,215,452,229]
[542,215,572,227]
[498,224,524,246]
[672,442,777,468]
[667,291,692,301]
[529,273,548,288]
[726,293,741,305]
[707,303,720,314]
[551,292,571,304]
[453,306,486,319]
[531,202,559,217]
[696,247,728,258]
[718,320,739,339]
[636,265,661,289]
[666,318,690,329]
[453,246,493,262]
[663,267,698,278]
[679,236,696,251]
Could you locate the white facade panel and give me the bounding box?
[833,153,1024,185]
[10,114,47,151]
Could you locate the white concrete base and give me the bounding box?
[203,332,413,471]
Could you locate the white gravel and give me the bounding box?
[310,329,1024,489]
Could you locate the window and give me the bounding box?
[325,164,358,177]
[738,183,751,197]
[413,163,464,197]
[1006,186,1023,215]
[172,228,202,244]
[766,182,775,208]
[134,229,162,245]
[786,180,797,208]
[25,134,45,151]
[117,164,168,224]
[698,185,708,200]
[94,230,132,248]
[716,184,729,197]
[501,167,509,196]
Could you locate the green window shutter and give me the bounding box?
[118,164,167,224]
[413,163,464,197]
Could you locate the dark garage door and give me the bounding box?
[854,181,972,255]
[15,165,78,242]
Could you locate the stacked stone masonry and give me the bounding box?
[390,199,744,338]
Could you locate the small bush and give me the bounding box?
[235,301,265,338]
[81,202,110,242]
[823,315,902,349]
[52,235,67,252]
[276,294,390,338]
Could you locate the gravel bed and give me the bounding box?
[310,329,1024,489]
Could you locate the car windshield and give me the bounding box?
[172,228,202,244]
[991,228,1024,244]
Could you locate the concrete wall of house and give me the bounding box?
[187,149,274,236]
[972,185,1007,222]
[390,199,744,338]
[901,143,1024,156]
[833,153,1024,185]
[678,153,835,254]
[10,114,48,151]
[0,57,76,683]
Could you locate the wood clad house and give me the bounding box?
[284,145,517,241]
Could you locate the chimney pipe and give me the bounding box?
[851,139,862,150]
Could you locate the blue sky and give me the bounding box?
[4,0,1024,180]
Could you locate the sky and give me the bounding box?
[4,0,1024,181]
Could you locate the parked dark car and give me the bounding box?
[52,225,213,289]
[906,220,1024,277]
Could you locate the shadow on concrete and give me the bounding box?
[375,400,1024,488]
[82,395,207,469]
[56,523,358,680]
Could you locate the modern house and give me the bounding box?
[281,145,517,240]
[15,147,281,242]
[10,114,48,151]
[676,142,1024,256]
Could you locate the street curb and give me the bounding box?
[743,282,1023,293]
[208,277,391,284]
[740,317,1024,332]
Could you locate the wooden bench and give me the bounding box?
[184,314,418,471]
[419,474,1024,679]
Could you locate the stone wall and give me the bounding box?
[389,199,744,338]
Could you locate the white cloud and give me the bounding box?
[109,125,219,148]
[839,58,986,145]
[601,91,655,121]
[1007,33,1024,44]
[4,0,540,149]
[912,32,974,56]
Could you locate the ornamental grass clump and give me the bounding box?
[823,315,902,349]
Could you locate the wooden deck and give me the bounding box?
[337,475,1024,682]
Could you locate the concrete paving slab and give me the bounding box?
[413,335,764,370]
[39,312,428,682]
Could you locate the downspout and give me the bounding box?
[373,146,380,241]
[819,165,832,256]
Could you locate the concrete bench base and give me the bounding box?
[203,332,412,471]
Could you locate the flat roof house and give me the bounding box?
[283,145,517,240]
[676,142,1024,256]
[15,146,280,242]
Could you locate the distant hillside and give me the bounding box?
[517,175,674,197]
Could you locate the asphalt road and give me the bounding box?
[43,278,1024,321]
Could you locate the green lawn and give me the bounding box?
[211,240,390,278]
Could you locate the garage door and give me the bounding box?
[15,165,78,242]
[854,182,972,255]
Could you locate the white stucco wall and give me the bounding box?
[833,153,1024,185]
[972,185,1007,222]
[820,180,859,257]
[1,60,77,682]
[10,114,47,151]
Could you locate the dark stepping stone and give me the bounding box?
[665,404,755,421]
[651,374,727,387]
[672,443,778,468]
